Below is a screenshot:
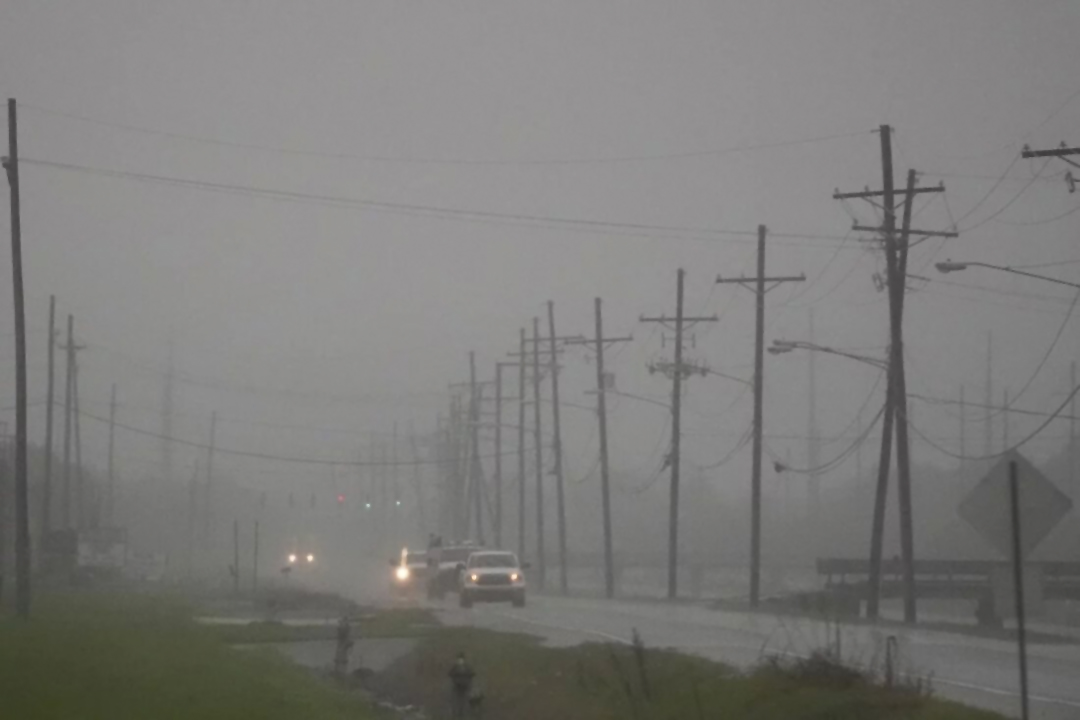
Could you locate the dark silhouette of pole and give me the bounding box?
[204,411,217,538]
[517,329,528,561]
[468,351,484,545]
[252,520,260,594]
[749,234,766,608]
[232,518,240,595]
[667,269,687,600]
[532,317,546,589]
[73,358,84,529]
[1008,460,1030,720]
[62,314,74,530]
[41,295,56,538]
[494,362,504,548]
[5,98,29,616]
[107,384,117,526]
[594,297,615,599]
[547,301,569,595]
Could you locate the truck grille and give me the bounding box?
[476,574,511,586]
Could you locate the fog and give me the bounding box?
[1,1,1078,595]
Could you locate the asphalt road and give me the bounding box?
[423,593,1080,720]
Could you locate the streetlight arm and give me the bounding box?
[935,260,1080,290]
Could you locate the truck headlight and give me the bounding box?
[395,566,410,581]
[288,554,297,564]
[510,572,519,582]
[470,573,479,583]
[306,553,316,563]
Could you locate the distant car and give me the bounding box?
[283,550,317,575]
[427,543,481,599]
[389,549,428,596]
[458,550,527,608]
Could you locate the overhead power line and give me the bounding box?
[21,103,868,167]
[21,157,856,248]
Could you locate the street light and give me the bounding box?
[935,260,1080,291]
[769,339,888,370]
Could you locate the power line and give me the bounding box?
[908,383,1080,462]
[21,157,857,248]
[21,103,869,167]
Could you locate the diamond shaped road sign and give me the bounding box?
[957,450,1073,559]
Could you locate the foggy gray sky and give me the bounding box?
[1,1,1078,500]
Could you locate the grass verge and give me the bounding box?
[0,591,387,720]
[205,607,439,644]
[367,626,1006,720]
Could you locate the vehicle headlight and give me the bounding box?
[306,553,315,563]
[288,554,297,564]
[395,566,410,581]
[470,573,479,582]
[510,572,519,582]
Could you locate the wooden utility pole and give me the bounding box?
[517,329,528,561]
[833,128,954,623]
[62,314,75,530]
[643,269,719,600]
[204,411,217,538]
[531,318,546,589]
[1072,362,1077,500]
[959,385,966,472]
[547,301,569,595]
[468,351,485,545]
[73,356,85,529]
[252,520,260,593]
[986,332,994,457]
[494,362,504,548]
[567,301,632,599]
[4,98,30,617]
[107,384,117,526]
[717,229,804,607]
[232,519,240,595]
[807,307,820,524]
[42,295,56,538]
[1003,389,1010,450]
[186,463,199,578]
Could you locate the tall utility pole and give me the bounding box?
[547,301,569,595]
[73,357,85,529]
[567,300,632,600]
[62,315,75,531]
[160,338,175,484]
[407,421,428,534]
[468,351,485,545]
[834,129,955,623]
[107,384,117,527]
[643,269,719,600]
[986,332,994,458]
[42,295,57,538]
[517,329,528,561]
[531,318,546,589]
[959,385,966,473]
[718,228,804,607]
[493,362,505,549]
[4,97,30,617]
[203,411,217,540]
[1003,389,1010,451]
[1072,361,1077,500]
[807,307,821,525]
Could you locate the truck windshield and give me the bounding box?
[470,553,517,568]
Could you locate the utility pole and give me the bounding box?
[232,519,240,595]
[986,332,994,458]
[532,318,546,589]
[407,421,428,534]
[547,301,569,595]
[204,411,217,539]
[807,307,821,525]
[107,385,117,526]
[517,329,528,561]
[61,315,77,531]
[833,127,955,623]
[567,301,632,600]
[718,228,804,607]
[494,361,504,549]
[252,520,260,594]
[42,295,56,538]
[73,356,85,529]
[1003,389,1010,451]
[959,385,966,473]
[186,462,199,578]
[4,98,30,617]
[644,269,719,600]
[161,337,175,484]
[469,352,485,545]
[1071,361,1077,500]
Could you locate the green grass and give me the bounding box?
[368,627,1007,720]
[0,591,385,720]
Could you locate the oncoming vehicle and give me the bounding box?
[427,543,481,599]
[389,548,428,596]
[284,549,317,572]
[458,551,527,608]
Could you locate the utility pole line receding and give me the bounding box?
[62,315,75,531]
[717,226,805,607]
[807,307,821,526]
[73,357,84,529]
[547,301,569,595]
[532,318,546,589]
[643,269,719,600]
[594,298,619,599]
[4,98,30,618]
[42,295,56,539]
[468,352,485,545]
[959,385,966,473]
